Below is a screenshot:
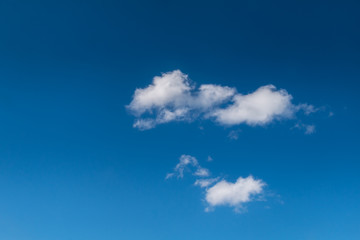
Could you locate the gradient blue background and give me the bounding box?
[0,0,359,239]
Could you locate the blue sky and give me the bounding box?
[0,0,359,239]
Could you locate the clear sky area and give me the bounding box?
[0,0,359,239]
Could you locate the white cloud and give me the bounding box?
[293,123,316,135]
[127,70,236,129]
[165,173,175,180]
[166,155,210,179]
[167,154,266,212]
[193,84,236,110]
[211,85,294,125]
[296,103,319,115]
[205,176,265,208]
[304,125,316,134]
[194,178,219,188]
[194,167,210,177]
[133,118,156,130]
[228,129,241,140]
[156,108,189,123]
[128,70,317,130]
[174,155,198,178]
[127,70,192,116]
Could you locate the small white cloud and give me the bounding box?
[174,155,198,178]
[167,155,210,179]
[194,178,219,188]
[293,123,316,135]
[167,155,266,212]
[133,118,156,130]
[207,156,213,162]
[228,129,241,140]
[296,103,318,115]
[165,173,174,180]
[304,124,316,135]
[127,70,316,130]
[194,167,210,177]
[205,176,265,209]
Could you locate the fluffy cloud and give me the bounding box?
[127,70,315,130]
[167,154,265,212]
[194,84,236,110]
[211,85,293,125]
[205,176,265,208]
[128,70,192,115]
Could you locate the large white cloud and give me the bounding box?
[127,70,237,130]
[205,176,265,208]
[127,70,315,130]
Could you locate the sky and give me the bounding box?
[0,0,359,239]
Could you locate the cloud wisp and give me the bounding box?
[166,155,210,179]
[127,70,316,130]
[167,155,266,212]
[293,122,316,135]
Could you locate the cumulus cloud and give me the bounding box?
[167,154,266,212]
[127,70,316,130]
[128,70,192,115]
[211,85,293,125]
[205,176,265,209]
[194,84,236,110]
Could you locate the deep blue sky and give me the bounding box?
[0,0,359,239]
